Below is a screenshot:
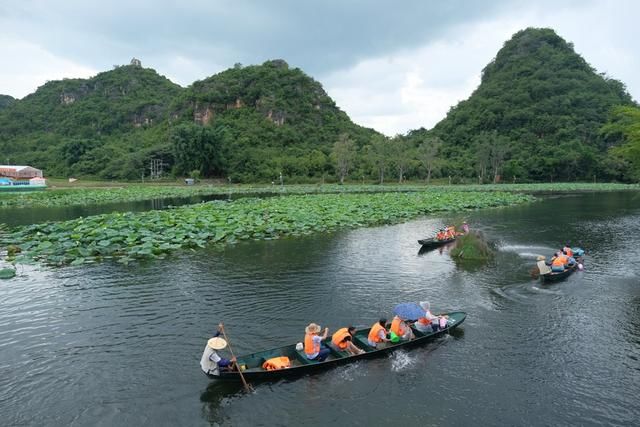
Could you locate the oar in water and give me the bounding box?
[219,322,253,393]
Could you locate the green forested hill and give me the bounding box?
[409,28,636,182]
[0,29,637,183]
[0,64,182,178]
[0,95,15,110]
[0,60,377,181]
[169,60,378,181]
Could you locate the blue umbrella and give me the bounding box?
[393,302,425,321]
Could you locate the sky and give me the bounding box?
[0,0,638,135]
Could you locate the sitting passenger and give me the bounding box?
[304,323,330,361]
[367,318,390,348]
[563,245,573,258]
[390,315,415,341]
[332,326,365,355]
[551,251,567,272]
[415,301,446,332]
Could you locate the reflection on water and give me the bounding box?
[1,192,639,426]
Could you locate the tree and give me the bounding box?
[473,133,492,184]
[171,123,226,177]
[390,135,413,183]
[417,136,442,184]
[601,106,640,181]
[368,134,392,184]
[489,133,510,183]
[331,133,356,184]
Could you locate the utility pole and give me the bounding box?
[150,159,164,180]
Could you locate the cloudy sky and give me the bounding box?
[1,0,638,135]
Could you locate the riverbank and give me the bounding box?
[0,182,637,209]
[3,191,532,265]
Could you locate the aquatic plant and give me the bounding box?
[2,191,532,266]
[450,231,495,260]
[0,182,635,209]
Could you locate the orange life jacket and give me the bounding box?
[304,333,319,355]
[368,323,387,343]
[417,317,430,325]
[390,317,406,336]
[552,256,566,267]
[332,328,351,350]
[262,356,291,370]
[564,248,573,257]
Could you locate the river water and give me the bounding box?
[1,192,639,426]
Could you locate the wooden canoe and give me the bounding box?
[206,311,467,381]
[417,237,456,249]
[540,258,581,283]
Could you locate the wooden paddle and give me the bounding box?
[219,322,253,393]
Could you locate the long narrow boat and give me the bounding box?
[208,311,466,381]
[417,237,456,249]
[540,262,579,283]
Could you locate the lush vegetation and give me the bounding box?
[1,29,638,184]
[0,60,377,182]
[407,28,637,183]
[0,182,635,209]
[600,106,640,180]
[0,181,637,209]
[0,95,15,110]
[450,231,494,260]
[2,191,533,265]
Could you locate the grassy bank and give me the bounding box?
[0,182,637,209]
[3,191,533,266]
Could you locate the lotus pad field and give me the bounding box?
[0,182,636,209]
[3,191,533,266]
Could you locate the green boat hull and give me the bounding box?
[417,237,456,249]
[540,256,582,283]
[209,311,466,381]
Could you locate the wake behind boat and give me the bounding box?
[205,311,466,381]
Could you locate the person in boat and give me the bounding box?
[390,315,415,341]
[537,255,552,275]
[200,323,237,376]
[415,301,447,332]
[444,226,454,239]
[562,245,577,266]
[331,326,365,355]
[563,245,573,258]
[436,229,446,240]
[550,251,568,272]
[367,318,390,347]
[304,323,330,361]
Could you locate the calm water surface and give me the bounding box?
[1,192,639,426]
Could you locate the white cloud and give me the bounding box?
[0,37,97,98]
